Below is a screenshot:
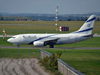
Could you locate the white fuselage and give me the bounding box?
[7,33,92,46]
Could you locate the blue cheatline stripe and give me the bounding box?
[73,28,93,33]
[28,34,58,44]
[86,17,96,23]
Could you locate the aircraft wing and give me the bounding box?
[41,38,60,45]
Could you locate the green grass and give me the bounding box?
[0,48,39,58]
[0,21,100,26]
[43,49,100,75]
[0,21,100,34]
[0,48,100,75]
[0,21,100,75]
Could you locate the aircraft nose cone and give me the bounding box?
[7,39,10,42]
[7,38,12,43]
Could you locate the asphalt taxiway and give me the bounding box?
[0,46,100,50]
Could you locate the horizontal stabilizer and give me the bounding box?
[84,33,97,37]
[84,34,94,37]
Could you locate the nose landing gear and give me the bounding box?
[49,44,54,48]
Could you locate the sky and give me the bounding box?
[0,0,100,14]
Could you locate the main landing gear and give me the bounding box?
[17,45,20,47]
[14,44,20,48]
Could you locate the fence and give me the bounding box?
[39,49,52,59]
[0,49,35,58]
[39,49,84,75]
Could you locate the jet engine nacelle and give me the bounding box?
[33,41,45,46]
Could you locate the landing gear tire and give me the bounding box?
[17,45,20,48]
[49,44,54,48]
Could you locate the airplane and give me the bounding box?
[7,15,96,48]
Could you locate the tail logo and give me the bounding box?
[87,24,91,27]
[87,22,92,27]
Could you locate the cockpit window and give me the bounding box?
[23,36,25,38]
[12,37,16,38]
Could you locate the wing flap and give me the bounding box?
[44,38,60,45]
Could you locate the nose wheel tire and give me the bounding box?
[49,44,54,48]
